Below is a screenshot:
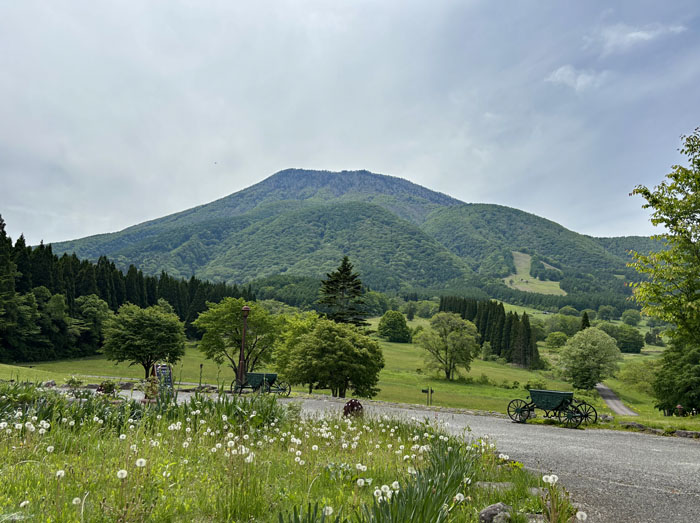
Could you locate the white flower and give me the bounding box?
[136,458,147,468]
[72,497,81,505]
[46,446,54,453]
[454,493,465,502]
[119,434,126,440]
[323,506,333,516]
[543,474,558,485]
[20,501,29,508]
[312,445,318,451]
[357,478,365,487]
[576,511,588,521]
[381,484,391,494]
[391,481,400,490]
[245,452,255,463]
[117,469,128,479]
[373,489,382,498]
[56,469,65,479]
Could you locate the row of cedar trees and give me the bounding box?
[0,217,253,362]
[439,296,541,369]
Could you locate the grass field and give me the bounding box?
[10,314,697,431]
[503,252,566,296]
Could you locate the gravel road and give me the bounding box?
[595,383,638,416]
[290,397,700,523]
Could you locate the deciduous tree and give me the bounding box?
[560,327,621,390]
[104,302,186,378]
[415,312,479,380]
[377,310,411,342]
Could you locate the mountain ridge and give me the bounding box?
[49,168,658,300]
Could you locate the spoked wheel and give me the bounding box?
[577,402,598,424]
[230,379,245,394]
[275,381,291,397]
[558,405,583,428]
[507,399,531,423]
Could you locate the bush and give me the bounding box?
[524,379,547,391]
[378,311,412,343]
[621,309,642,326]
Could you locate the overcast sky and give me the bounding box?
[1,0,698,245]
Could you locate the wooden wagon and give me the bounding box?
[231,372,291,396]
[507,389,596,428]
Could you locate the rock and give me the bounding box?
[119,382,135,390]
[527,515,546,522]
[645,428,665,435]
[674,430,700,439]
[529,487,546,496]
[41,380,56,388]
[600,414,614,422]
[620,421,645,430]
[479,502,512,523]
[85,384,99,390]
[476,481,514,492]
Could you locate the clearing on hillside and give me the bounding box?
[503,251,567,296]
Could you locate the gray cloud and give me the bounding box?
[0,0,698,245]
[590,23,687,56]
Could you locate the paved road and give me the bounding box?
[596,383,639,416]
[291,397,700,523]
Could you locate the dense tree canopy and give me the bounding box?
[194,298,280,378]
[560,328,621,390]
[415,312,479,380]
[377,310,411,343]
[280,319,384,398]
[103,300,186,378]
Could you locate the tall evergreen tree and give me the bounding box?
[12,235,32,293]
[580,311,591,330]
[318,256,367,326]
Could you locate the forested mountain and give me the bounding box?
[49,168,659,307]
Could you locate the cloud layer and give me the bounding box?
[0,1,698,245]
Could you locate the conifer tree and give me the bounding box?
[318,256,367,326]
[580,311,591,330]
[12,235,32,293]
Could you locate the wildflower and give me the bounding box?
[542,474,558,485]
[47,446,54,453]
[357,478,365,487]
[245,452,255,463]
[136,458,147,468]
[20,501,29,508]
[381,484,391,494]
[119,434,126,440]
[312,445,318,451]
[56,470,65,479]
[454,493,465,502]
[463,477,472,485]
[130,444,138,452]
[323,506,333,516]
[117,469,128,479]
[391,481,400,490]
[373,489,382,498]
[576,512,588,521]
[72,497,81,505]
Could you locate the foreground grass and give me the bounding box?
[0,382,575,522]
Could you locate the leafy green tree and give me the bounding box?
[580,311,591,330]
[194,297,280,378]
[74,294,113,354]
[274,312,320,392]
[558,306,579,316]
[545,314,580,337]
[415,312,479,380]
[621,309,641,326]
[283,319,384,397]
[581,309,597,321]
[653,339,700,411]
[103,302,186,378]
[318,256,367,326]
[597,305,616,321]
[560,327,621,390]
[596,322,644,353]
[545,331,568,349]
[377,310,411,342]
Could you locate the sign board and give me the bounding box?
[154,364,173,389]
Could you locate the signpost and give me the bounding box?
[421,387,434,406]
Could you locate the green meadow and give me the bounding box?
[503,252,567,296]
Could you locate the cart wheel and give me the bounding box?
[230,379,244,394]
[558,405,583,428]
[577,402,598,424]
[276,381,291,397]
[507,399,531,423]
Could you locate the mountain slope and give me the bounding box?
[49,168,654,299]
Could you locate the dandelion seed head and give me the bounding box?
[117,469,128,479]
[72,497,81,505]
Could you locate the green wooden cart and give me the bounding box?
[507,389,590,428]
[231,372,291,396]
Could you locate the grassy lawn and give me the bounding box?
[503,252,566,296]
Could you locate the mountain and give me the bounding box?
[50,168,657,302]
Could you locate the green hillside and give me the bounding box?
[49,169,656,302]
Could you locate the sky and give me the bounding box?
[1,0,699,245]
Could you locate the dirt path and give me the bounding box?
[595,383,638,416]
